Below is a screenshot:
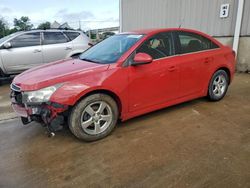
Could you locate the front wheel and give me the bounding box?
[69,94,118,141]
[208,70,229,101]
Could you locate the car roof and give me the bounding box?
[122,28,210,37]
[18,29,81,33]
[121,28,220,46]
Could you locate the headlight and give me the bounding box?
[22,84,62,104]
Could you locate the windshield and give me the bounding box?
[79,34,144,64]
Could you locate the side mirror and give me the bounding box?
[3,42,12,49]
[131,53,153,66]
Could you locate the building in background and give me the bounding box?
[86,26,119,42]
[51,21,72,29]
[120,0,250,72]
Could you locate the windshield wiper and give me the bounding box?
[81,58,100,64]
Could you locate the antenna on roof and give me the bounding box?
[179,18,184,28]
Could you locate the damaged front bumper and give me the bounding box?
[10,88,68,133]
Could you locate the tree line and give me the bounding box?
[0,16,51,38]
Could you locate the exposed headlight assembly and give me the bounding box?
[22,84,63,104]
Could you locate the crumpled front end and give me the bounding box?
[10,83,68,134]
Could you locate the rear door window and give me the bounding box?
[176,31,219,54]
[10,32,41,48]
[63,32,80,41]
[43,32,68,45]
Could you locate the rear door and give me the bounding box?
[174,31,219,97]
[1,32,42,73]
[42,31,72,63]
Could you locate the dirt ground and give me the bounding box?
[0,74,249,188]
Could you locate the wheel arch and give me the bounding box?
[75,89,123,117]
[205,66,231,96]
[214,67,231,84]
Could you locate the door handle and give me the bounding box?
[168,66,176,72]
[65,47,72,50]
[33,49,41,53]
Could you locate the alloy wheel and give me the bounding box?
[212,74,227,97]
[80,101,113,135]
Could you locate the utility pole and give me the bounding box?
[79,20,81,30]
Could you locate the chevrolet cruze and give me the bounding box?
[10,28,236,141]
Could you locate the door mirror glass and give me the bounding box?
[132,53,153,66]
[3,42,12,49]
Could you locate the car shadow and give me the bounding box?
[0,78,13,86]
[65,97,210,142]
[54,97,209,141]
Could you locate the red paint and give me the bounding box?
[12,28,236,121]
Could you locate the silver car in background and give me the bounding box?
[0,30,91,77]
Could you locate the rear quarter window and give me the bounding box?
[63,32,80,41]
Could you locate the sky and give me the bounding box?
[0,0,119,30]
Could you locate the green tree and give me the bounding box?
[0,17,8,38]
[37,21,51,30]
[6,28,18,35]
[14,16,33,31]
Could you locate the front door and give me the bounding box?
[1,32,43,74]
[128,32,179,112]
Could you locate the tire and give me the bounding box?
[208,70,229,101]
[68,94,118,142]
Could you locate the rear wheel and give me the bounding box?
[69,94,118,141]
[208,70,229,101]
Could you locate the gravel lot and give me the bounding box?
[0,74,249,187]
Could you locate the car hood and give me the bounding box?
[13,58,109,91]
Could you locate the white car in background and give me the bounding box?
[0,30,92,78]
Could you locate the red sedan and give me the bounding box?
[11,28,236,141]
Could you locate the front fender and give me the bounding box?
[49,66,129,118]
[50,82,121,106]
[50,82,93,105]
